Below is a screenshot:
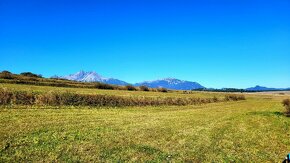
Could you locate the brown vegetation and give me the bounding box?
[282,99,290,116]
[139,85,150,91]
[157,87,168,93]
[224,94,246,101]
[125,85,137,91]
[0,88,245,107]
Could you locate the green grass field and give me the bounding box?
[0,83,290,162]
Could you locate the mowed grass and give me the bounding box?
[0,84,290,162]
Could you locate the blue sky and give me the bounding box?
[0,0,289,88]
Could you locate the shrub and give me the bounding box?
[139,85,149,91]
[182,91,192,94]
[12,91,35,105]
[93,82,115,90]
[0,88,13,105]
[157,87,168,93]
[224,94,245,101]
[36,91,59,105]
[125,85,137,91]
[282,99,290,116]
[212,96,219,102]
[0,88,35,105]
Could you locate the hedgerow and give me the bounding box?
[0,88,245,107]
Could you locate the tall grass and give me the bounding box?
[0,88,245,107]
[224,94,246,101]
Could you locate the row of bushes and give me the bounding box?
[0,88,245,107]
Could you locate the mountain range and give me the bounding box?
[53,71,289,91]
[245,85,290,91]
[135,78,205,90]
[53,71,129,86]
[54,71,204,90]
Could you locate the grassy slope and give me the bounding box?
[0,84,290,162]
[0,83,226,98]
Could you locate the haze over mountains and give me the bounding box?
[54,71,289,91]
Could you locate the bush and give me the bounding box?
[183,91,192,94]
[139,85,149,91]
[157,87,168,93]
[282,99,290,116]
[125,85,137,91]
[213,96,219,102]
[12,91,35,105]
[0,88,13,105]
[0,88,35,105]
[20,72,42,78]
[224,94,246,101]
[93,82,115,90]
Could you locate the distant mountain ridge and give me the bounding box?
[245,85,290,91]
[54,71,205,90]
[53,71,289,91]
[56,71,129,86]
[134,78,205,90]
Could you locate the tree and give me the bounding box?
[20,72,42,78]
[0,70,14,79]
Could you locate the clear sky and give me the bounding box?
[0,0,289,88]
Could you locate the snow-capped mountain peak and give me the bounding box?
[161,78,184,84]
[59,71,129,86]
[81,72,103,82]
[54,71,205,90]
[135,78,204,90]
